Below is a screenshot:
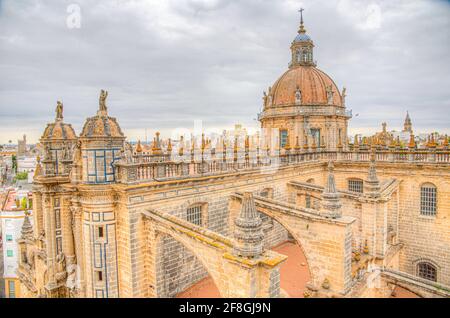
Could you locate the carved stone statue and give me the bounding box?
[62,144,71,161]
[99,89,108,112]
[263,91,268,108]
[125,142,133,163]
[326,85,334,105]
[73,141,81,163]
[295,86,302,105]
[66,262,79,293]
[56,101,63,121]
[55,252,67,282]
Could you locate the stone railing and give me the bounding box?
[115,149,450,184]
[381,268,450,297]
[257,105,352,120]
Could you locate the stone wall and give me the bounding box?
[333,162,450,286]
[122,163,323,297]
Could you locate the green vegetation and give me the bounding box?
[14,171,28,181]
[21,197,28,210]
[12,155,17,173]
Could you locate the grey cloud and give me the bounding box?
[0,0,449,143]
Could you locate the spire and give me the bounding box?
[403,111,412,132]
[152,132,162,155]
[320,161,342,218]
[408,134,416,149]
[294,136,301,151]
[233,192,264,258]
[136,140,143,153]
[365,151,380,197]
[443,135,449,149]
[284,134,291,151]
[303,135,309,151]
[298,8,306,34]
[21,212,34,240]
[33,155,43,179]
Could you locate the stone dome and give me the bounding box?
[269,66,342,107]
[41,121,77,141]
[80,114,124,138]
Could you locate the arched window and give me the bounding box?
[187,203,205,226]
[417,262,437,282]
[420,183,437,216]
[348,178,363,193]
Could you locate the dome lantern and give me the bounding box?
[290,8,315,68]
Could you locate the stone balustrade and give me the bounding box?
[257,104,352,120]
[114,149,450,184]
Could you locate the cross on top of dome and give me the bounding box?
[298,8,305,33]
[294,8,311,42]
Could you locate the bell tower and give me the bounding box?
[403,111,412,133]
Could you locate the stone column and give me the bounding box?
[63,196,75,264]
[32,192,43,237]
[71,204,85,297]
[43,193,56,288]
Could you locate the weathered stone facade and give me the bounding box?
[17,15,450,298]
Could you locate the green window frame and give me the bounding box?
[280,130,288,148]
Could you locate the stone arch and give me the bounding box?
[228,195,314,288]
[154,230,222,298]
[256,209,314,285]
[242,192,356,295]
[420,181,437,188]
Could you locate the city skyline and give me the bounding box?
[1,0,449,144]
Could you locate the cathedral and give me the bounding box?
[17,14,449,298]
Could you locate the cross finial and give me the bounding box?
[298,8,306,33]
[299,8,304,25]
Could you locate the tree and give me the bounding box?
[12,155,17,173]
[14,171,28,182]
[21,197,28,210]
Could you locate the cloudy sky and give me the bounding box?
[0,0,449,144]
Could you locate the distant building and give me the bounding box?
[402,111,413,133]
[17,156,37,183]
[17,135,27,157]
[1,188,33,298]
